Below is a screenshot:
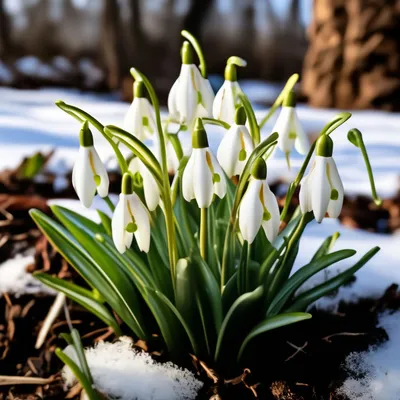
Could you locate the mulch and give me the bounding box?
[0,157,399,399]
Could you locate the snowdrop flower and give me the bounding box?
[271,91,309,167]
[182,118,226,208]
[239,158,280,244]
[128,157,160,211]
[299,135,344,223]
[217,106,254,178]
[112,173,151,253]
[213,58,246,124]
[123,81,156,141]
[168,41,214,128]
[72,121,109,208]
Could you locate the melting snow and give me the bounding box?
[62,337,203,400]
[337,312,400,400]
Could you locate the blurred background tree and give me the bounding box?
[1,0,399,111]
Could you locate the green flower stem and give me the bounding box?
[202,117,231,130]
[259,74,299,129]
[239,92,260,145]
[280,112,352,222]
[347,129,382,206]
[56,100,128,174]
[167,133,184,161]
[200,208,208,261]
[181,30,207,78]
[103,195,115,213]
[130,68,178,285]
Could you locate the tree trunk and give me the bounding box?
[0,0,10,59]
[302,0,400,111]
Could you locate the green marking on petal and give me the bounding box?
[180,125,188,131]
[126,222,137,233]
[289,131,297,139]
[94,174,101,186]
[330,189,339,200]
[197,91,203,105]
[263,210,271,221]
[213,173,221,183]
[142,116,149,126]
[238,149,247,161]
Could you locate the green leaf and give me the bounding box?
[151,287,201,355]
[96,210,112,236]
[237,312,312,360]
[285,247,380,312]
[267,249,356,316]
[55,348,102,400]
[70,329,93,383]
[34,273,121,335]
[30,209,148,340]
[17,152,47,179]
[215,286,264,362]
[311,232,340,262]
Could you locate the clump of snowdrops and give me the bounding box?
[30,31,381,393]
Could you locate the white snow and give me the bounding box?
[0,61,14,84]
[337,312,400,400]
[15,56,60,80]
[62,337,203,400]
[0,254,54,297]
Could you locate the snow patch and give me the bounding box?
[0,254,54,297]
[62,337,203,400]
[337,312,400,400]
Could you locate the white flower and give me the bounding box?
[217,106,254,177]
[182,119,226,208]
[123,81,156,141]
[213,58,246,124]
[112,174,151,253]
[299,135,344,223]
[129,157,160,211]
[239,158,280,244]
[72,122,109,208]
[168,41,214,127]
[271,91,309,164]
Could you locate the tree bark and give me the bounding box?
[302,0,400,111]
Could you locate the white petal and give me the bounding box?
[112,194,130,254]
[73,147,96,208]
[212,80,237,124]
[193,148,214,208]
[239,180,263,243]
[272,107,295,154]
[182,152,196,202]
[326,158,344,218]
[209,151,226,199]
[200,77,215,115]
[176,65,198,125]
[140,161,160,211]
[299,171,313,214]
[128,193,151,253]
[217,125,242,178]
[311,156,331,223]
[123,98,145,139]
[168,77,180,121]
[90,148,109,198]
[293,112,309,155]
[261,183,280,244]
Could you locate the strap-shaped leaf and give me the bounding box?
[56,348,102,400]
[30,209,148,339]
[237,312,311,360]
[285,246,380,312]
[96,210,112,235]
[310,232,340,262]
[34,273,121,335]
[215,286,264,362]
[267,249,356,316]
